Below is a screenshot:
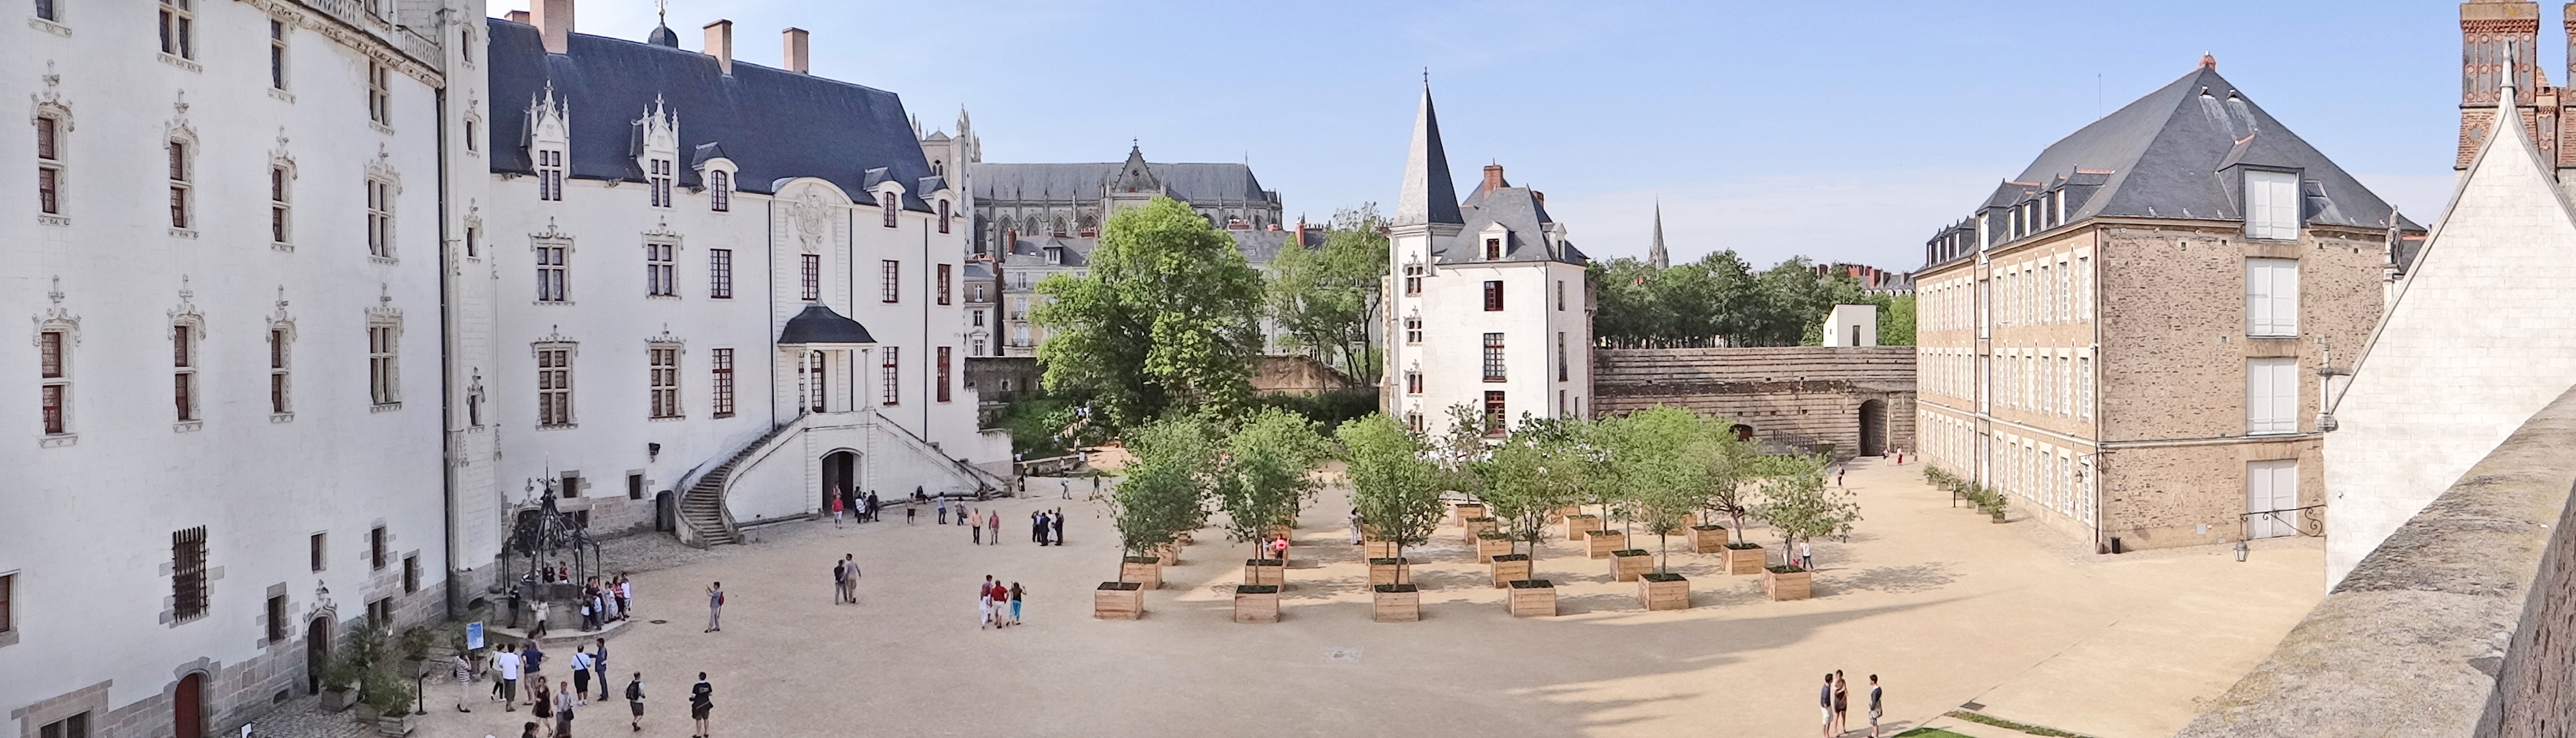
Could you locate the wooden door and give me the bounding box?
[173,672,203,738]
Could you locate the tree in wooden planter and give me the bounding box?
[1696,413,1764,549]
[1214,408,1330,586]
[1472,415,1589,602]
[1337,413,1445,568]
[1750,452,1858,598]
[1596,407,1720,588]
[1372,583,1421,622]
[1104,416,1220,603]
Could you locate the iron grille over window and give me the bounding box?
[172,526,208,621]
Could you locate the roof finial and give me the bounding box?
[2199,52,2216,70]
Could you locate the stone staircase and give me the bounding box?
[676,422,796,547]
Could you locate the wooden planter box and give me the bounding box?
[1372,584,1420,623]
[1244,559,1285,587]
[1093,582,1143,619]
[1565,515,1602,541]
[1462,517,1498,541]
[1489,554,1531,588]
[1153,542,1180,566]
[1688,525,1731,554]
[1453,503,1487,525]
[1721,544,1766,575]
[1120,557,1163,590]
[1507,579,1557,617]
[1550,505,1582,524]
[1763,567,1813,601]
[1367,558,1412,586]
[1640,573,1690,610]
[1233,585,1280,623]
[1364,539,1400,559]
[1474,534,1514,563]
[1586,530,1627,559]
[1610,549,1653,582]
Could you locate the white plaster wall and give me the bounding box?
[1385,228,1591,436]
[0,0,455,724]
[2324,120,2576,586]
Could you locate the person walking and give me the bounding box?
[615,576,633,620]
[1051,509,1065,547]
[832,558,849,604]
[986,510,1001,545]
[521,641,546,697]
[496,644,524,710]
[841,554,860,604]
[703,582,723,633]
[591,638,611,702]
[522,721,542,738]
[687,673,713,738]
[979,588,996,630]
[1835,464,1847,487]
[830,489,846,528]
[1008,582,1024,626]
[970,510,982,545]
[453,651,477,713]
[552,680,576,738]
[1866,674,1883,738]
[1817,673,1834,738]
[531,682,554,737]
[868,492,882,523]
[936,497,949,525]
[1799,540,1815,571]
[624,672,645,733]
[578,597,596,633]
[568,648,593,707]
[1832,670,1849,737]
[530,599,551,640]
[907,503,917,525]
[1348,507,1364,545]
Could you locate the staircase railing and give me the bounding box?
[672,420,795,547]
[873,410,1011,495]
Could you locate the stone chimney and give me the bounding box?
[505,10,529,23]
[1533,190,1545,208]
[783,27,810,73]
[533,0,574,55]
[1481,163,1507,192]
[703,20,733,75]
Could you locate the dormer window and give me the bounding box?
[938,200,951,234]
[647,157,673,208]
[881,191,898,228]
[709,169,731,212]
[1484,238,1501,260]
[2245,169,2300,240]
[535,148,564,201]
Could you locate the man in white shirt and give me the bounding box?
[494,645,523,711]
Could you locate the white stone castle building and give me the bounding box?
[0,2,1005,736]
[1380,85,1594,435]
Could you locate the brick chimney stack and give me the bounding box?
[703,20,733,75]
[533,0,574,55]
[1482,164,1507,192]
[783,27,810,73]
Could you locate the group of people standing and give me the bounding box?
[1818,671,1884,737]
[829,486,884,528]
[1030,509,1065,546]
[469,637,626,737]
[977,575,1024,629]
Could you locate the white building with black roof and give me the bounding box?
[1380,83,1594,436]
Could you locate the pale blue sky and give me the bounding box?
[516,1,2476,271]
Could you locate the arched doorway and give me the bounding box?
[173,672,204,738]
[1728,424,1754,442]
[1858,400,1888,456]
[820,450,859,510]
[305,616,331,694]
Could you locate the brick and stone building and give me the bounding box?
[1381,83,1594,435]
[1913,57,2420,552]
[1593,347,1915,459]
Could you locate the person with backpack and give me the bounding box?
[688,673,714,738]
[624,672,645,733]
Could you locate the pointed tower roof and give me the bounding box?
[1395,83,1463,226]
[1108,143,1161,194]
[1648,201,1669,269]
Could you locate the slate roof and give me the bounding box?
[1432,183,1586,266]
[486,18,942,210]
[1227,228,1324,265]
[1395,85,1464,226]
[968,161,1274,204]
[994,229,1315,270]
[777,304,876,344]
[1925,66,2421,267]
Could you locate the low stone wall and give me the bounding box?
[2176,386,2576,736]
[1592,346,1915,459]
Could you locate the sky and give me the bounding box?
[509,1,2480,272]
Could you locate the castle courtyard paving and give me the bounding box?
[402,458,2321,738]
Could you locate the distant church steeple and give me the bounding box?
[1648,200,1669,269]
[1394,80,1463,227]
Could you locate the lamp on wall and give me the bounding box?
[649,442,661,461]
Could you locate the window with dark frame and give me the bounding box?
[645,242,675,297]
[465,226,477,258]
[366,599,390,631]
[269,20,288,90]
[160,0,195,59]
[369,525,386,570]
[36,114,62,216]
[1405,371,1422,395]
[1483,280,1504,311]
[172,526,208,621]
[367,324,397,406]
[709,169,731,211]
[365,61,391,126]
[647,157,673,208]
[1555,280,1565,311]
[536,149,563,201]
[936,346,951,402]
[936,264,951,305]
[266,594,288,642]
[36,0,56,23]
[38,713,86,738]
[627,472,643,500]
[402,555,418,593]
[881,260,900,303]
[1403,316,1421,344]
[1483,238,1500,260]
[880,191,897,228]
[938,200,950,233]
[309,532,326,572]
[537,346,572,426]
[1,573,14,636]
[1482,333,1506,381]
[649,346,680,418]
[270,165,291,245]
[1483,391,1506,437]
[167,141,190,229]
[881,346,899,406]
[1556,331,1567,382]
[40,330,67,435]
[800,254,820,301]
[366,178,393,258]
[1403,263,1423,295]
[708,249,732,298]
[172,323,195,422]
[710,348,735,418]
[535,245,567,301]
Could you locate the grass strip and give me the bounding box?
[1943,710,2100,738]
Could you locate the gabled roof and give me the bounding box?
[967,161,1272,204]
[2005,66,2415,230]
[1434,186,1584,266]
[777,304,876,345]
[486,18,939,211]
[1227,228,1324,265]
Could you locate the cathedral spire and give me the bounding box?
[1649,200,1669,269]
[1395,81,1463,227]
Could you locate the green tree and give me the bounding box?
[1034,196,1264,428]
[1749,454,1861,571]
[1337,413,1444,560]
[1472,415,1589,572]
[1595,407,1723,573]
[1107,414,1224,565]
[1214,408,1332,562]
[1877,294,1916,346]
[1268,206,1390,385]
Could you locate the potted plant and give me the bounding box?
[1724,541,1767,575]
[1640,572,1690,610]
[1100,416,1220,616]
[1688,523,1731,553]
[1961,483,2010,522]
[1585,528,1627,559]
[1339,413,1446,603]
[1462,515,1498,539]
[1507,578,1558,617]
[1468,413,1588,616]
[1453,502,1487,525]
[1093,581,1144,619]
[1121,556,1164,590]
[1475,532,1515,563]
[1233,584,1281,623]
[1216,409,1330,594]
[1592,407,1730,607]
[1563,512,1601,541]
[1372,583,1421,622]
[1610,548,1653,582]
[1750,452,1858,601]
[1487,553,1531,588]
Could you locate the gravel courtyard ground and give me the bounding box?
[393,456,2319,738]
